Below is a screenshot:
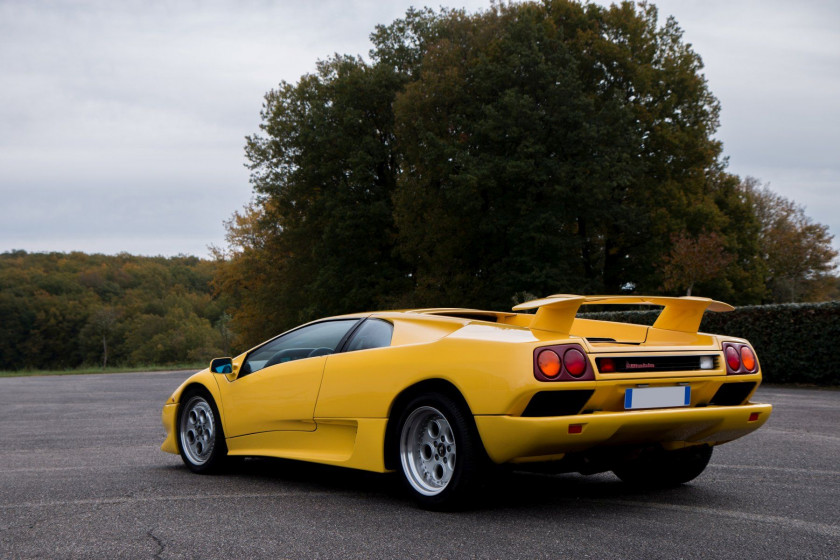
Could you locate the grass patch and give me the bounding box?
[0,363,205,378]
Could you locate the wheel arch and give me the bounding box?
[172,375,228,436]
[383,378,482,470]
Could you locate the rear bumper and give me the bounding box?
[474,402,772,464]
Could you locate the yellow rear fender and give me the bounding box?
[380,377,475,471]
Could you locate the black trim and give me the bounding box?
[336,318,366,353]
[338,317,395,353]
[710,382,756,406]
[596,355,719,373]
[522,390,594,417]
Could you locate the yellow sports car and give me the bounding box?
[161,295,771,509]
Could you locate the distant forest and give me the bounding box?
[0,251,229,370]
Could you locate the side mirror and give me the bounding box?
[210,357,233,374]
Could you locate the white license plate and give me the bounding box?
[624,386,690,410]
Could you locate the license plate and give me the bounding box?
[624,386,690,410]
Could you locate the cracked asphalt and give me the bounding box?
[0,372,838,559]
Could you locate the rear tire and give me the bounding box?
[396,393,486,510]
[613,445,713,487]
[177,389,228,474]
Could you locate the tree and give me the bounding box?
[660,231,733,296]
[218,55,413,346]
[388,1,751,306]
[83,307,120,369]
[742,177,838,302]
[0,251,223,371]
[219,1,772,328]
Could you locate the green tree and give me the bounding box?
[219,1,781,328]
[220,55,412,346]
[388,1,753,306]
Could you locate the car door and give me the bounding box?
[217,319,359,437]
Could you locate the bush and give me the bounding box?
[582,302,840,386]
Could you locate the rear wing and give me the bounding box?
[512,294,734,334]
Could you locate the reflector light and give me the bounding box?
[599,358,616,373]
[564,349,587,377]
[740,346,757,372]
[725,346,741,371]
[568,424,583,434]
[749,412,759,422]
[537,350,561,378]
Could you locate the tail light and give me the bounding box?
[537,350,561,378]
[740,347,756,371]
[564,349,587,377]
[532,344,594,381]
[599,357,616,373]
[722,342,758,374]
[725,346,741,371]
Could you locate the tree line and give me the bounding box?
[214,1,837,348]
[0,251,230,370]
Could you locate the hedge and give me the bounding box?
[581,301,840,386]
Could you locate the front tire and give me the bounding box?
[612,444,713,487]
[177,389,228,474]
[397,393,486,510]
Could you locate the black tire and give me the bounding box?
[612,445,713,487]
[176,388,229,474]
[395,392,487,510]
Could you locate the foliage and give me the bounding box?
[583,302,840,385]
[216,55,412,347]
[660,230,733,296]
[219,0,793,342]
[390,1,756,307]
[0,251,224,371]
[741,177,838,302]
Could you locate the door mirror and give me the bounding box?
[210,357,233,374]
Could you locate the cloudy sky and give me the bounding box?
[1,0,838,258]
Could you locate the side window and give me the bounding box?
[345,319,393,352]
[241,319,358,376]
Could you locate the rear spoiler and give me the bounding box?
[512,294,734,334]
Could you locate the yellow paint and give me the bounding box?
[160,294,772,476]
[215,356,327,436]
[475,403,772,463]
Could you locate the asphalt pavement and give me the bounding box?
[0,372,837,559]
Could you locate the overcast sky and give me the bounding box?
[1,0,838,258]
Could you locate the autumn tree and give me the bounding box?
[742,177,838,302]
[660,231,733,296]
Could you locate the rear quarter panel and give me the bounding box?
[314,322,547,418]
